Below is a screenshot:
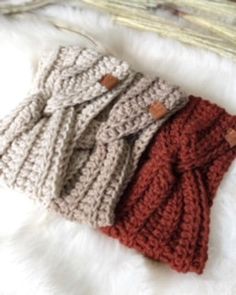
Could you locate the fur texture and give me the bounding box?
[0,4,235,295]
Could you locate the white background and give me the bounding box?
[0,3,236,295]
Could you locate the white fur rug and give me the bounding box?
[0,4,236,295]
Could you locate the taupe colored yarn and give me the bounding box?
[0,45,188,227]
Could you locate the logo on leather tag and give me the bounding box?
[100,74,119,90]
[149,102,168,120]
[225,129,236,148]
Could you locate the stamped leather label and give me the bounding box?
[149,101,168,120]
[100,74,119,90]
[225,129,236,148]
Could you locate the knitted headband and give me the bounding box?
[0,45,188,227]
[101,96,236,273]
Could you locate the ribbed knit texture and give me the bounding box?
[101,96,236,273]
[0,45,188,227]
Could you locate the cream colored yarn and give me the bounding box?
[0,45,188,227]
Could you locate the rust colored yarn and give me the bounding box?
[101,96,236,274]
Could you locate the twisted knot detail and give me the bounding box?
[0,45,188,228]
[101,96,236,274]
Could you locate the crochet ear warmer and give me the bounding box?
[0,45,188,227]
[101,96,236,274]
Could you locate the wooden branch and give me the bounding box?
[0,0,57,15]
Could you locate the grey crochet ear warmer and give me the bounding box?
[0,46,188,227]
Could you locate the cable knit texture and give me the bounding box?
[0,45,188,227]
[101,96,236,273]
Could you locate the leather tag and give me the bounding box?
[100,74,119,90]
[225,129,236,148]
[149,102,168,120]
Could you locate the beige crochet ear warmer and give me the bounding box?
[0,45,188,227]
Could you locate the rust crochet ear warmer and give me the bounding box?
[0,45,188,227]
[101,96,236,274]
